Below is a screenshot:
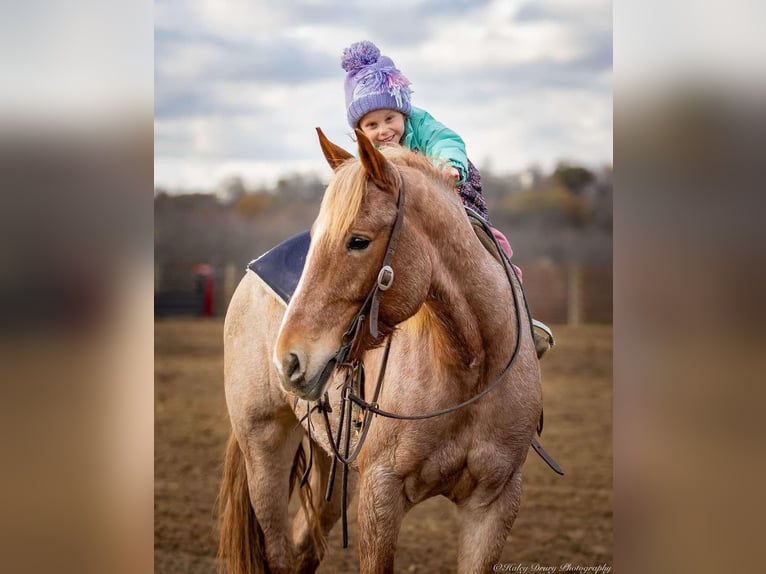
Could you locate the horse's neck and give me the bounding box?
[433,259,511,368]
[418,203,516,379]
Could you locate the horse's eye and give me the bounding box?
[346,236,371,251]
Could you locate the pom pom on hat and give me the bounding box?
[341,40,413,128]
[341,41,381,72]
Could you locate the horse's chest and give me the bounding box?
[400,438,508,504]
[400,443,464,503]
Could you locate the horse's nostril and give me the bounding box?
[286,352,301,381]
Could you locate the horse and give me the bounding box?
[218,128,543,574]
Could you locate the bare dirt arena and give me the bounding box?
[155,318,612,573]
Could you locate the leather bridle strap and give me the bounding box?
[368,178,405,338]
[348,209,524,421]
[311,178,406,395]
[309,178,405,549]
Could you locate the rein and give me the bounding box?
[300,174,562,549]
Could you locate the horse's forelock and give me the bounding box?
[317,146,452,247]
[317,161,367,247]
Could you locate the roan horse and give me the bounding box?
[218,129,543,573]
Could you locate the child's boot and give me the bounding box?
[532,319,555,359]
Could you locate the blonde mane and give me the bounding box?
[317,145,454,247]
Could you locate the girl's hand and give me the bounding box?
[445,166,460,182]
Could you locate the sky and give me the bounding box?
[154,0,612,192]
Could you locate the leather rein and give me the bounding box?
[296,175,562,548]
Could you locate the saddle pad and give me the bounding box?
[247,231,310,304]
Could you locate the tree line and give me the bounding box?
[155,162,612,290]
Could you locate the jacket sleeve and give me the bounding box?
[412,109,470,183]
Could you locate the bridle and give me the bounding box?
[309,172,405,390]
[296,172,562,548]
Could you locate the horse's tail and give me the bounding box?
[217,432,266,574]
[217,431,326,574]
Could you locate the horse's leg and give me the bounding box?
[456,467,524,574]
[292,441,359,573]
[237,414,304,574]
[218,413,302,574]
[357,468,407,574]
[223,274,304,573]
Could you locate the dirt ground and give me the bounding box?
[155,318,612,573]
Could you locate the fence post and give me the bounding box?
[568,263,583,325]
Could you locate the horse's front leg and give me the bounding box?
[456,466,524,574]
[238,415,304,574]
[357,467,407,574]
[291,442,358,573]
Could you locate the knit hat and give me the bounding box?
[341,41,412,128]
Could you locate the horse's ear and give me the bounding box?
[355,129,399,191]
[316,127,353,171]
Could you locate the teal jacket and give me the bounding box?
[402,107,469,183]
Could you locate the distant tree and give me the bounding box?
[520,164,546,189]
[274,173,325,203]
[220,175,247,204]
[481,171,511,205]
[553,164,595,195]
[500,184,591,228]
[233,192,273,218]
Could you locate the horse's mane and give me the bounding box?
[318,145,454,247]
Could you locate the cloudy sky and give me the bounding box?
[155,0,612,192]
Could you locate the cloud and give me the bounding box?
[156,31,338,86]
[155,31,340,119]
[154,0,612,189]
[515,0,612,27]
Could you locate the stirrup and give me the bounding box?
[532,320,554,360]
[532,319,555,347]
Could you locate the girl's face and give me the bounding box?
[358,109,406,146]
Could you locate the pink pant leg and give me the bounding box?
[490,226,523,282]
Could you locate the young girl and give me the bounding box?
[341,40,554,357]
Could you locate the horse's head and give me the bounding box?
[273,129,439,400]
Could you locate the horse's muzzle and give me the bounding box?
[276,348,334,401]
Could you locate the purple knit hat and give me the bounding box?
[341,41,412,128]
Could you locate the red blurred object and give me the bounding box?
[194,264,214,317]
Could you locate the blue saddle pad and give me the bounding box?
[248,231,310,304]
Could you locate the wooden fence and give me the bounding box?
[520,260,612,325]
